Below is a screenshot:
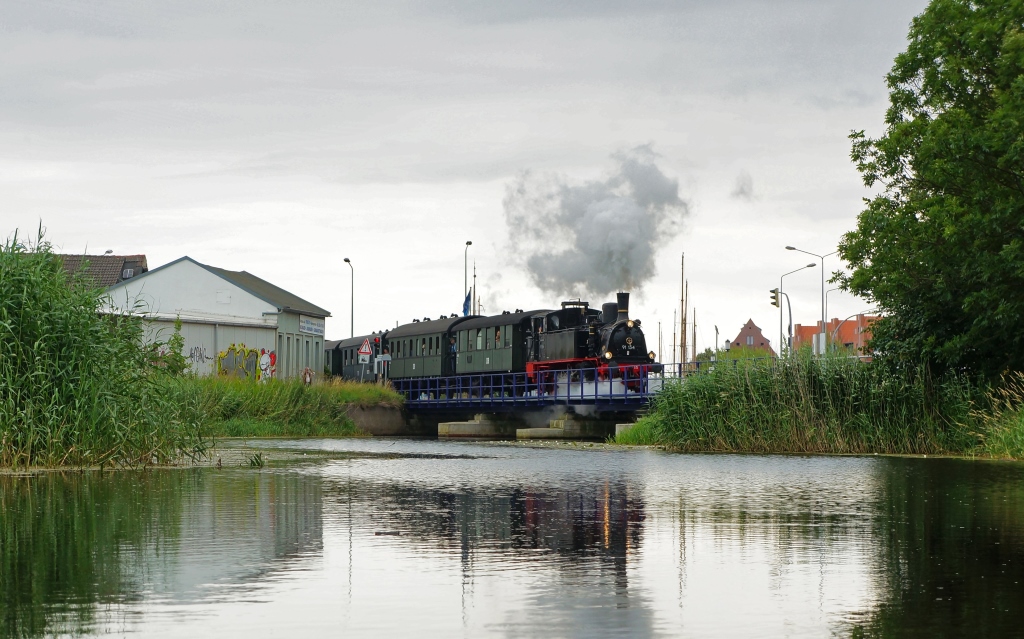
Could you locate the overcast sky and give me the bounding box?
[2,0,929,355]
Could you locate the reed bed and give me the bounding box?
[623,354,986,455]
[0,231,208,468]
[159,376,402,438]
[974,373,1024,459]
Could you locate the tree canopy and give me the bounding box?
[838,0,1024,379]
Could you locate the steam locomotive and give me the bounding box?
[325,292,659,383]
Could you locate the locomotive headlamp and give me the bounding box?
[648,351,656,361]
[604,351,613,360]
[627,320,634,328]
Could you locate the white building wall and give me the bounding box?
[108,259,288,380]
[104,259,278,326]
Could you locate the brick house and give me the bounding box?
[729,319,776,356]
[793,314,879,354]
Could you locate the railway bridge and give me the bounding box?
[391,366,676,440]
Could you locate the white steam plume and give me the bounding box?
[503,145,688,299]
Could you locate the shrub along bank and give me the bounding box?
[617,354,1023,459]
[160,376,402,438]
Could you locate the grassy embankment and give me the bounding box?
[617,354,1024,460]
[162,376,401,438]
[1,229,400,468]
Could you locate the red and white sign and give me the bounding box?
[357,339,373,356]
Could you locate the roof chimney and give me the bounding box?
[616,292,629,321]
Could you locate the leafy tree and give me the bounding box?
[838,0,1024,379]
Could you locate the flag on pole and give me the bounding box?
[462,290,471,316]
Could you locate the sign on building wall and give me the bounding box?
[299,315,325,336]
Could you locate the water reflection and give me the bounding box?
[2,443,1023,638]
[0,470,322,637]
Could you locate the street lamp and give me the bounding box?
[786,246,837,354]
[825,287,842,328]
[779,263,817,354]
[343,257,353,338]
[464,241,472,315]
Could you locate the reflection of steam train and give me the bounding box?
[326,292,660,382]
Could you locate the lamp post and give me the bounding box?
[786,246,837,354]
[780,263,817,354]
[343,257,353,338]
[825,287,842,332]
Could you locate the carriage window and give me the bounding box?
[476,329,483,350]
[504,325,511,348]
[493,328,500,348]
[485,328,493,350]
[421,338,426,355]
[548,315,560,330]
[459,331,466,352]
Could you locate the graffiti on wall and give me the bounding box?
[217,344,276,382]
[189,345,214,365]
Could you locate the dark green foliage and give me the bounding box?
[627,355,983,454]
[839,0,1024,378]
[0,230,208,467]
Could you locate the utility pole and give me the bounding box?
[679,253,686,365]
[671,309,677,368]
[464,241,472,315]
[472,261,477,315]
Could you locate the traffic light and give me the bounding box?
[770,288,780,307]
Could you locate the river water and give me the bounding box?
[3,440,1023,638]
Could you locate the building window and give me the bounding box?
[746,335,754,346]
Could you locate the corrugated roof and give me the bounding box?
[60,254,148,288]
[455,310,548,331]
[204,265,330,318]
[387,315,477,339]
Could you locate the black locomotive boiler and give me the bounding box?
[326,292,660,384]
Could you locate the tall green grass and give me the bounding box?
[974,373,1024,459]
[160,376,402,438]
[623,354,985,455]
[0,230,208,467]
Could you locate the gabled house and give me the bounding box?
[103,256,330,380]
[728,319,776,356]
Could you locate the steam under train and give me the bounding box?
[325,292,660,384]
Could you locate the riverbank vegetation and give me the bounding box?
[1,230,401,468]
[617,355,1024,459]
[161,376,401,438]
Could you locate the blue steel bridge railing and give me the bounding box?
[390,356,872,409]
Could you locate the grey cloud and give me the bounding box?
[503,145,688,298]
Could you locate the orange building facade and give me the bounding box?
[792,314,879,355]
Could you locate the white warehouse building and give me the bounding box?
[103,256,330,380]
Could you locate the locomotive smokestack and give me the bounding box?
[616,292,629,321]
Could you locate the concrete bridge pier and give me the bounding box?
[437,414,519,439]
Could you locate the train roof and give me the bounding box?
[455,310,549,331]
[329,333,385,350]
[388,315,478,339]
